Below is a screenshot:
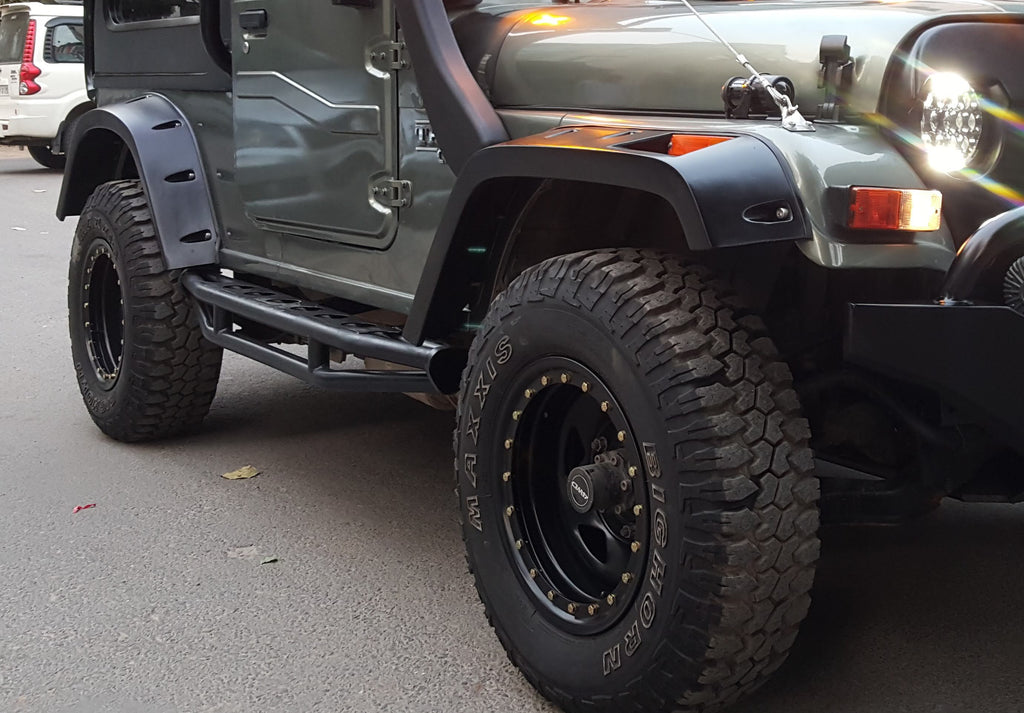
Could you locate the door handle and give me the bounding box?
[239,9,268,32]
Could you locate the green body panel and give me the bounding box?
[482,0,1016,117]
[554,111,957,270]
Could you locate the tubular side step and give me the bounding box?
[181,271,465,394]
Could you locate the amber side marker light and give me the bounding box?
[668,134,732,156]
[848,187,942,231]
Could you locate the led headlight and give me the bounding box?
[920,72,984,172]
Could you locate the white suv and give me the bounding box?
[0,0,88,169]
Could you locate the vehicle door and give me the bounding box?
[232,0,400,248]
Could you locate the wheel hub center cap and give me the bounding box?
[567,468,595,513]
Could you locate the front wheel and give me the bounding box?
[455,250,819,712]
[68,180,222,441]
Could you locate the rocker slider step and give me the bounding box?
[182,272,465,394]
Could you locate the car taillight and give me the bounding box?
[19,19,40,96]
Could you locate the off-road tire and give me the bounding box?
[455,249,820,713]
[68,180,222,442]
[28,144,65,170]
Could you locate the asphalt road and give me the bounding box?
[1,145,1022,713]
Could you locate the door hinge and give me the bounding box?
[369,41,408,72]
[371,178,412,208]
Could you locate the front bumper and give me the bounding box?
[844,206,1024,453]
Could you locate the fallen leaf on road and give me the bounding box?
[72,503,96,514]
[260,557,279,565]
[221,465,259,480]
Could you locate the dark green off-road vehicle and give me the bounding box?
[59,0,1024,710]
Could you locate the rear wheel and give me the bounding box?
[455,250,820,712]
[68,180,222,441]
[27,144,65,170]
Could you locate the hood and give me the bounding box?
[471,0,1024,117]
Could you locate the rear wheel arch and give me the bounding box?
[57,95,218,270]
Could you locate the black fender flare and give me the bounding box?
[57,94,219,269]
[404,127,809,344]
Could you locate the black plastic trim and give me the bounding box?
[942,206,1024,304]
[394,0,508,174]
[404,127,809,344]
[200,0,231,74]
[183,272,466,394]
[56,94,219,269]
[845,302,1024,453]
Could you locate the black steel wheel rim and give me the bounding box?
[82,241,124,389]
[497,357,650,635]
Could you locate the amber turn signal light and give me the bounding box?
[668,134,732,156]
[848,187,942,231]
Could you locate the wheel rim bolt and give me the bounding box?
[628,466,638,478]
[560,373,570,383]
[547,590,555,601]
[505,506,514,517]
[504,439,513,450]
[601,401,609,412]
[515,539,523,550]
[524,388,534,399]
[606,594,616,605]
[529,568,537,579]
[621,573,632,584]
[512,410,521,421]
[587,604,599,615]
[567,603,576,614]
[617,431,626,442]
[502,471,511,482]
[541,376,549,386]
[631,541,641,553]
[633,504,643,516]
[581,381,590,393]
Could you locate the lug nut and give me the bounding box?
[524,388,534,399]
[633,504,643,516]
[504,439,513,450]
[541,376,549,386]
[547,590,555,601]
[512,410,521,421]
[567,603,576,614]
[601,401,610,412]
[617,431,626,442]
[515,539,523,550]
[505,506,514,517]
[621,573,633,584]
[581,381,590,392]
[561,373,570,383]
[588,604,599,615]
[529,568,537,578]
[628,466,638,478]
[502,471,511,482]
[606,594,616,605]
[631,541,641,553]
